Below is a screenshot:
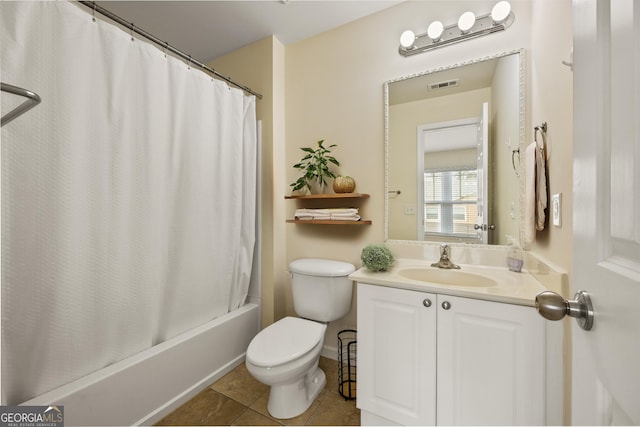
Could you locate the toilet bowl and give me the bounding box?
[245,258,355,419]
[246,317,327,419]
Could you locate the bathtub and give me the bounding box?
[22,303,260,426]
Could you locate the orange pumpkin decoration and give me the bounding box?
[333,175,356,193]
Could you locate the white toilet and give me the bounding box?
[245,258,355,419]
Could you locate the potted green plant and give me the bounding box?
[361,244,395,272]
[290,139,340,194]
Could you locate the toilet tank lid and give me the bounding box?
[289,258,355,277]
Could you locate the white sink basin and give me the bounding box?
[397,268,498,287]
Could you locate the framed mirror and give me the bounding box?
[385,49,524,246]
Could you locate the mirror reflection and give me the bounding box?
[386,50,523,246]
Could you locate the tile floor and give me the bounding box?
[155,357,360,426]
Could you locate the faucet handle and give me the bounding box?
[431,243,460,269]
[439,243,450,257]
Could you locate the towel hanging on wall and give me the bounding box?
[535,141,548,231]
[524,139,549,245]
[525,142,537,245]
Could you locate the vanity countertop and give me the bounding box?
[350,258,549,307]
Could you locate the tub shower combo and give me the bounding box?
[1,2,262,425]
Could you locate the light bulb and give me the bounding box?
[491,1,511,24]
[400,30,416,49]
[457,11,476,33]
[427,21,444,41]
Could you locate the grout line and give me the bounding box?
[229,406,250,426]
[172,357,355,426]
[303,393,324,426]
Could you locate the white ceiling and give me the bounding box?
[99,1,403,63]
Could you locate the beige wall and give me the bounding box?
[529,0,574,275]
[286,0,536,342]
[211,0,573,345]
[528,3,574,424]
[491,53,521,245]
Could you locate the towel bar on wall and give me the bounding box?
[534,122,547,152]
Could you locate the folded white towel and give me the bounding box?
[296,215,361,221]
[295,208,359,216]
[294,208,360,221]
[296,215,331,220]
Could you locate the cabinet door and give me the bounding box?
[436,295,544,425]
[357,283,437,426]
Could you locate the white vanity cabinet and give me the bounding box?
[357,282,545,426]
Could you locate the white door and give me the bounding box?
[572,0,640,424]
[417,116,486,243]
[476,102,490,244]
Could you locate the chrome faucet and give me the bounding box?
[431,243,460,269]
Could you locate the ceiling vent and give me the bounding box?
[427,78,459,91]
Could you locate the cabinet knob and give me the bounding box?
[423,298,432,308]
[442,301,451,310]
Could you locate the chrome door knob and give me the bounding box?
[442,301,451,310]
[423,298,432,308]
[535,290,594,331]
[474,224,496,231]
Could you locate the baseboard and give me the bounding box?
[321,344,338,361]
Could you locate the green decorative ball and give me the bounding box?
[361,244,395,272]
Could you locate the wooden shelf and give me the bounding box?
[285,193,370,200]
[286,219,372,225]
[285,193,372,225]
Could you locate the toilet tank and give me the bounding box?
[289,258,356,322]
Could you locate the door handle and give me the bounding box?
[535,290,594,331]
[473,224,495,231]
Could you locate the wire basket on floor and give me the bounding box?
[338,329,357,400]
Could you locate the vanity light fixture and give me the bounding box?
[398,0,514,57]
[399,30,416,49]
[427,21,444,42]
[457,11,476,34]
[491,1,512,24]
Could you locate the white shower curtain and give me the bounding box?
[1,1,257,405]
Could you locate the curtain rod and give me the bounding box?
[77,1,263,100]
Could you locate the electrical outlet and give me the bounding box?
[552,193,562,227]
[404,204,416,215]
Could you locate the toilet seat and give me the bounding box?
[247,317,324,368]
